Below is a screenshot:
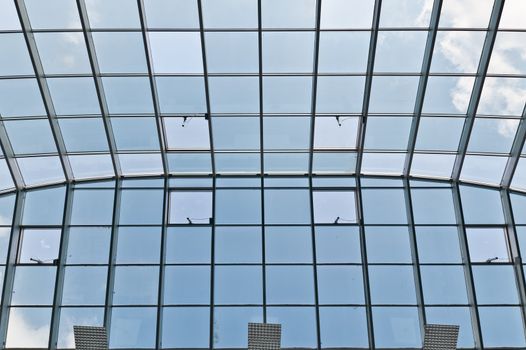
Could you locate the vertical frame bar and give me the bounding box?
[403,178,427,337]
[48,184,74,349]
[452,182,484,349]
[0,191,25,347]
[103,179,122,341]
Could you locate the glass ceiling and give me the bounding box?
[0,0,525,191]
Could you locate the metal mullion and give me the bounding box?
[154,177,169,349]
[402,178,426,338]
[501,105,526,188]
[0,191,25,346]
[103,179,122,338]
[452,182,483,349]
[0,119,24,189]
[257,0,267,323]
[451,0,505,181]
[307,178,322,350]
[197,0,216,175]
[14,0,73,183]
[403,0,443,176]
[501,189,526,332]
[137,0,168,178]
[76,0,122,178]
[355,0,382,176]
[355,176,375,349]
[48,184,74,349]
[307,0,323,175]
[209,177,216,349]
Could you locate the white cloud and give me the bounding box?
[5,309,50,348]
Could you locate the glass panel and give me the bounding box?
[439,0,493,28]
[460,186,504,224]
[379,0,432,27]
[157,77,206,113]
[215,266,262,305]
[169,191,212,224]
[263,77,312,113]
[372,307,421,348]
[369,76,419,113]
[478,307,526,348]
[366,226,412,263]
[411,188,456,224]
[314,116,358,149]
[261,0,316,28]
[313,191,356,224]
[430,31,485,73]
[59,118,109,152]
[320,0,374,29]
[416,227,462,263]
[71,189,114,225]
[12,266,56,305]
[201,0,258,29]
[57,308,104,348]
[263,32,314,73]
[425,307,474,348]
[420,266,468,304]
[109,307,157,348]
[415,117,464,151]
[92,32,147,73]
[213,307,263,348]
[315,226,362,263]
[85,0,141,28]
[19,229,60,264]
[143,0,199,28]
[316,76,365,113]
[4,119,57,155]
[265,226,312,263]
[102,77,153,114]
[119,189,164,225]
[317,266,364,304]
[116,227,161,264]
[34,33,91,74]
[266,266,314,304]
[5,308,52,348]
[212,117,260,151]
[206,32,258,74]
[267,307,317,348]
[318,31,369,73]
[264,189,310,224]
[162,307,209,348]
[164,266,210,305]
[467,228,510,263]
[0,33,33,76]
[215,189,261,224]
[369,266,417,305]
[374,31,427,72]
[67,227,111,264]
[0,0,21,30]
[149,32,203,73]
[263,117,310,150]
[62,266,107,305]
[113,266,159,305]
[473,266,519,304]
[362,189,407,224]
[23,187,65,225]
[364,117,412,150]
[468,118,519,153]
[0,79,45,117]
[18,156,65,186]
[215,226,261,263]
[422,76,475,114]
[209,77,259,113]
[165,227,211,264]
[319,307,368,348]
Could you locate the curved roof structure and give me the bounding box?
[0,0,525,192]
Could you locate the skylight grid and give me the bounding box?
[0,0,523,190]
